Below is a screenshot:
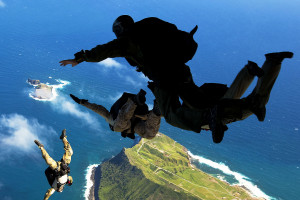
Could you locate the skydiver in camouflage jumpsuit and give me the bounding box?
[70,89,161,139]
[34,129,73,200]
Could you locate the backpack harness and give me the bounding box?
[45,161,70,190]
[109,92,149,139]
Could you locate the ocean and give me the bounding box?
[0,0,299,200]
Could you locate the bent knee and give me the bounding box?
[144,132,158,139]
[68,148,73,156]
[113,125,124,132]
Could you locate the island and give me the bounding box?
[88,133,263,200]
[28,79,53,100]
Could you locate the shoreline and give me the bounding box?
[188,151,271,200]
[88,167,96,200]
[185,149,265,199]
[84,138,141,200]
[27,79,70,101]
[84,139,271,200]
[85,164,100,200]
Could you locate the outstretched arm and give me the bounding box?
[60,37,134,67]
[70,94,113,124]
[59,59,78,67]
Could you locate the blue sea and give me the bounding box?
[0,0,299,199]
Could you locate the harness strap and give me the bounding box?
[189,25,198,36]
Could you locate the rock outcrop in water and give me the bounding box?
[27,79,41,85]
[28,79,53,100]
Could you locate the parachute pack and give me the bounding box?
[45,167,56,186]
[132,17,198,64]
[109,92,149,139]
[44,162,70,187]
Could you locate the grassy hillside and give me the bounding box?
[97,148,199,200]
[97,133,259,200]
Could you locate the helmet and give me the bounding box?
[67,176,73,186]
[112,15,134,37]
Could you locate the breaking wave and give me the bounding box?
[84,164,99,200]
[188,151,275,200]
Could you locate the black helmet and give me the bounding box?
[112,15,134,37]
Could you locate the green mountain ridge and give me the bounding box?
[92,133,263,200]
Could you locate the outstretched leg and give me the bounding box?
[208,61,263,142]
[149,82,209,133]
[223,61,262,99]
[241,51,294,121]
[43,188,55,200]
[253,52,293,106]
[60,129,73,165]
[34,140,58,170]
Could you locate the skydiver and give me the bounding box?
[34,129,73,200]
[58,15,281,139]
[70,89,161,139]
[59,15,212,110]
[149,52,293,143]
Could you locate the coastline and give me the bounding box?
[85,164,100,200]
[84,137,272,200]
[88,167,96,200]
[185,148,266,199]
[187,151,271,200]
[84,138,141,200]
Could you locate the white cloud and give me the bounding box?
[50,95,102,130]
[0,0,6,8]
[137,73,149,82]
[0,114,56,160]
[96,58,149,87]
[115,70,143,87]
[124,75,143,87]
[98,58,123,69]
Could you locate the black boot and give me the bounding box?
[60,129,67,139]
[246,61,264,77]
[121,132,135,140]
[209,105,228,143]
[245,93,266,122]
[126,133,136,140]
[252,105,266,122]
[133,89,146,105]
[265,51,293,63]
[34,140,44,148]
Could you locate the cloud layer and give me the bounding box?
[49,95,102,131]
[97,58,148,87]
[98,58,123,69]
[0,0,5,8]
[0,114,56,160]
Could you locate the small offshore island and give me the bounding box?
[88,133,264,200]
[28,79,53,100]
